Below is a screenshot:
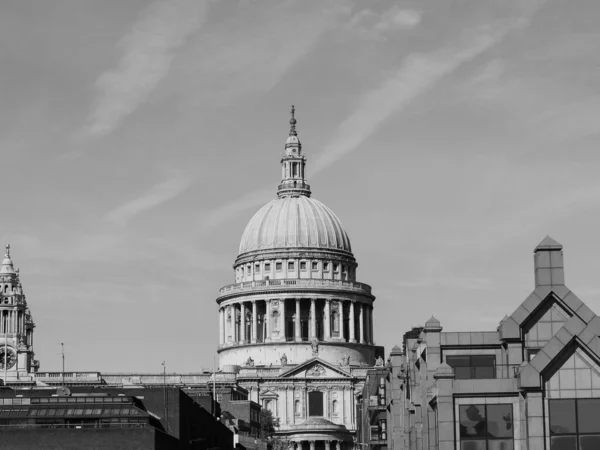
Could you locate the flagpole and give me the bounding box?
[4,333,7,385]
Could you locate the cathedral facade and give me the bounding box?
[216,108,384,450]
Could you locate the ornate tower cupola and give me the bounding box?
[0,244,38,383]
[277,105,311,198]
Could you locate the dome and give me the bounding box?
[238,195,352,256]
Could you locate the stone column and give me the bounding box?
[365,305,373,344]
[219,307,224,346]
[296,442,302,450]
[336,441,341,450]
[349,301,356,343]
[280,299,286,341]
[265,299,272,342]
[295,299,301,342]
[252,301,258,343]
[309,441,316,450]
[339,301,345,342]
[359,304,364,344]
[240,302,246,344]
[324,299,331,341]
[310,299,316,339]
[364,306,369,344]
[325,441,331,450]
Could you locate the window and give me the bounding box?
[446,355,496,379]
[276,262,282,271]
[255,263,260,273]
[332,399,339,416]
[264,263,271,271]
[324,262,330,271]
[308,391,323,417]
[247,265,251,275]
[550,398,600,449]
[334,263,339,272]
[294,400,302,416]
[312,261,318,271]
[300,261,307,270]
[528,349,540,361]
[288,261,295,270]
[459,404,513,450]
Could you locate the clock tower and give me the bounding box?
[0,245,37,384]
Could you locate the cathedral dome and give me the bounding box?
[238,195,352,256]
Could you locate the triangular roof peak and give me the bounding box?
[277,357,351,379]
[535,236,563,252]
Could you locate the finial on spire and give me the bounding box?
[289,105,297,136]
[5,244,10,258]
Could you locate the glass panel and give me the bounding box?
[55,408,66,416]
[549,399,576,434]
[92,408,102,415]
[459,405,486,438]
[577,399,600,433]
[488,440,514,450]
[580,435,600,450]
[487,404,513,438]
[46,409,56,416]
[447,356,471,367]
[550,436,577,450]
[454,367,472,380]
[474,365,495,379]
[460,441,485,450]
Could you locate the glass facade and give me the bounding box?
[546,349,600,399]
[459,404,513,450]
[446,355,496,380]
[525,302,570,349]
[550,399,600,450]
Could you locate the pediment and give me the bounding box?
[278,358,351,379]
[260,389,279,398]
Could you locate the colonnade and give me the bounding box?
[0,309,24,334]
[218,298,373,347]
[291,440,346,450]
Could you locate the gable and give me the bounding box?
[278,358,350,379]
[524,300,571,349]
[546,347,600,398]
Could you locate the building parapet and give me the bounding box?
[218,278,372,299]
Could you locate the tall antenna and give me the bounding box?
[61,343,65,386]
[4,333,7,385]
[162,361,168,433]
[213,355,217,417]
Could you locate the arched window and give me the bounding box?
[295,399,301,416]
[308,391,324,417]
[332,400,339,416]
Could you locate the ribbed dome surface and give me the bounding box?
[239,196,352,255]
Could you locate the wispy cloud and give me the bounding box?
[80,0,208,139]
[198,2,546,233]
[106,171,194,226]
[185,1,350,104]
[200,188,273,232]
[348,7,422,39]
[312,4,546,175]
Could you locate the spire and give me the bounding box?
[277,106,311,198]
[289,105,297,136]
[5,244,10,258]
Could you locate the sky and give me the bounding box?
[1,0,600,373]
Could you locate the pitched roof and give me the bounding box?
[535,235,563,251]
